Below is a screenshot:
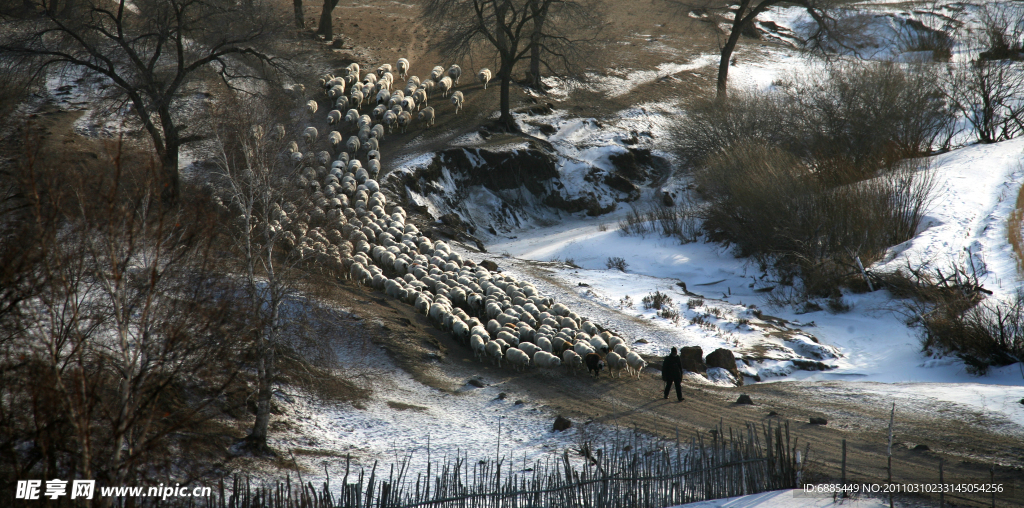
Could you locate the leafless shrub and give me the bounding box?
[687,297,704,309]
[658,307,681,324]
[618,200,703,244]
[697,141,933,297]
[642,291,673,310]
[618,295,634,309]
[606,256,628,271]
[943,58,1024,143]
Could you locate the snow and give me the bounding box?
[668,489,890,508]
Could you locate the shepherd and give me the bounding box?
[662,347,683,402]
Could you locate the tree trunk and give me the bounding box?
[528,2,546,89]
[499,62,514,129]
[716,2,749,100]
[157,108,180,204]
[318,0,339,39]
[247,344,275,455]
[293,0,305,29]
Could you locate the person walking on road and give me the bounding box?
[662,347,683,402]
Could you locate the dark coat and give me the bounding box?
[662,353,683,382]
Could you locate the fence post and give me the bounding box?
[840,439,847,501]
[939,458,944,508]
[887,402,895,508]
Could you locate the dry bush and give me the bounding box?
[618,200,702,243]
[697,142,933,296]
[1009,174,1024,274]
[642,291,673,310]
[606,256,628,271]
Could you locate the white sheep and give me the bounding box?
[370,124,385,141]
[396,58,410,80]
[303,126,318,148]
[435,76,452,98]
[518,342,540,359]
[448,64,462,85]
[417,107,435,129]
[562,350,582,376]
[412,89,428,109]
[328,131,343,153]
[401,96,416,112]
[306,100,318,115]
[605,351,628,378]
[450,91,464,114]
[376,89,391,106]
[382,110,397,133]
[327,109,343,126]
[478,68,491,89]
[589,336,609,354]
[534,351,562,369]
[429,65,445,81]
[625,351,647,379]
[377,63,392,77]
[345,136,360,155]
[349,90,364,109]
[397,111,412,133]
[613,343,630,358]
[506,347,530,372]
[536,336,552,353]
[345,108,360,127]
[471,335,487,361]
[573,341,595,357]
[485,340,504,367]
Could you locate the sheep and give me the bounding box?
[478,68,492,89]
[573,341,595,357]
[471,335,487,361]
[303,126,318,148]
[407,75,421,88]
[371,124,385,141]
[358,114,373,130]
[328,131,343,153]
[518,341,540,360]
[306,100,318,115]
[429,65,445,81]
[435,76,453,97]
[534,351,562,369]
[401,96,416,112]
[372,104,387,122]
[345,108,360,127]
[450,91,464,114]
[412,88,428,109]
[376,89,391,106]
[346,136,360,155]
[562,350,582,376]
[605,351,627,378]
[485,340,504,367]
[397,111,412,133]
[447,64,462,85]
[363,137,379,154]
[625,351,647,379]
[327,109,343,125]
[417,107,435,129]
[608,335,624,351]
[585,353,605,377]
[349,90,364,109]
[327,85,346,100]
[536,336,553,353]
[589,336,609,354]
[396,58,410,80]
[613,343,631,358]
[506,347,530,372]
[382,110,397,133]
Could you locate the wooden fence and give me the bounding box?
[123,420,800,508]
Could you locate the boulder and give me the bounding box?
[809,417,827,425]
[705,348,742,385]
[736,394,754,405]
[679,346,707,375]
[552,415,572,432]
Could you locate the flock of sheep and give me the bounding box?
[275,57,647,381]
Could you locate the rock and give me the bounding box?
[679,346,707,375]
[480,260,499,272]
[634,338,649,344]
[912,444,930,451]
[604,173,639,196]
[736,394,754,405]
[496,392,507,400]
[767,410,778,417]
[660,188,676,207]
[467,378,485,388]
[809,417,827,425]
[705,348,742,385]
[514,400,524,405]
[552,415,572,432]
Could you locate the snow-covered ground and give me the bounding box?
[670,489,890,508]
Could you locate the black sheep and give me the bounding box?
[585,353,605,377]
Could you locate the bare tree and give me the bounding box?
[526,0,603,89]
[423,0,602,129]
[210,94,308,455]
[672,0,839,99]
[318,0,340,40]
[0,142,240,491]
[295,0,306,29]
[0,0,290,203]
